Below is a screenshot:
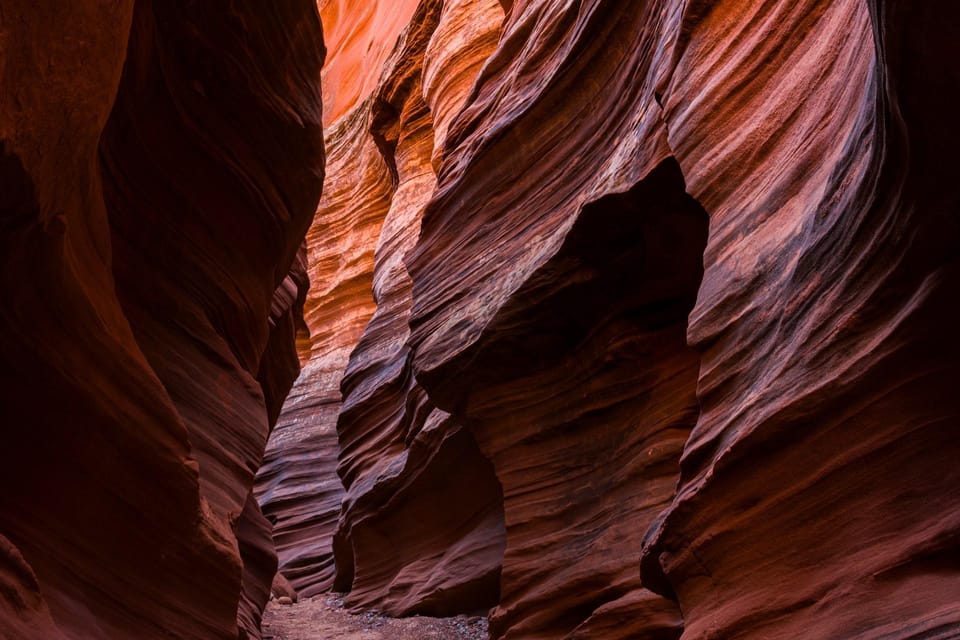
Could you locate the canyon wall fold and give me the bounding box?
[254,0,420,599]
[405,2,701,637]
[331,0,507,617]
[263,0,959,639]
[1,1,325,638]
[256,0,509,614]
[640,1,960,638]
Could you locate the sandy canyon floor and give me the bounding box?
[262,594,489,640]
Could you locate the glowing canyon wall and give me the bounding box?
[2,0,958,639]
[264,0,960,638]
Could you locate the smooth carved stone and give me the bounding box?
[255,0,507,609]
[271,0,959,637]
[271,572,299,603]
[422,0,506,168]
[327,0,508,618]
[255,103,393,597]
[236,493,279,640]
[14,1,952,639]
[255,0,413,599]
[640,1,960,638]
[318,0,422,126]
[404,1,695,638]
[1,1,324,638]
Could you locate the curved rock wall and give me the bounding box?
[255,0,507,608]
[0,1,324,638]
[254,0,421,598]
[8,0,955,639]
[332,0,507,617]
[405,3,702,637]
[641,0,960,638]
[274,0,959,638]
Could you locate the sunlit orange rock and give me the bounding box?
[254,0,421,599]
[331,0,507,616]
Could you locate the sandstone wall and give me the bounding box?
[271,0,960,638]
[253,0,421,599]
[0,2,325,638]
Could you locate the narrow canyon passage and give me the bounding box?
[2,1,959,640]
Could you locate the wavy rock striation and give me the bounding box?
[328,0,957,638]
[265,0,957,636]
[11,0,953,639]
[254,0,421,599]
[332,0,507,617]
[639,1,960,638]
[403,3,705,637]
[0,1,324,638]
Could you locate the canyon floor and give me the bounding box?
[262,594,489,640]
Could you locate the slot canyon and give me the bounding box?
[1,0,958,639]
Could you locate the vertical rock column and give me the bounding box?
[332,0,507,617]
[255,0,421,597]
[1,1,325,639]
[405,1,705,638]
[101,2,326,638]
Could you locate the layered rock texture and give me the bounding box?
[0,1,324,639]
[263,0,960,639]
[4,0,959,639]
[258,0,512,615]
[332,0,508,616]
[639,1,960,637]
[253,0,422,598]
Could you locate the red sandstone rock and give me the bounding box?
[0,1,324,638]
[7,1,959,639]
[639,1,960,638]
[254,0,419,599]
[271,572,300,603]
[404,2,698,637]
[330,0,508,618]
[329,0,959,638]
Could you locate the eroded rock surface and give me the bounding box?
[6,0,959,639]
[0,1,324,638]
[272,0,959,639]
[331,0,508,618]
[256,0,508,614]
[403,3,706,636]
[640,1,960,638]
[254,0,421,599]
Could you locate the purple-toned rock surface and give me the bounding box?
[1,2,324,638]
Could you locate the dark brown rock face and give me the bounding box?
[0,1,324,638]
